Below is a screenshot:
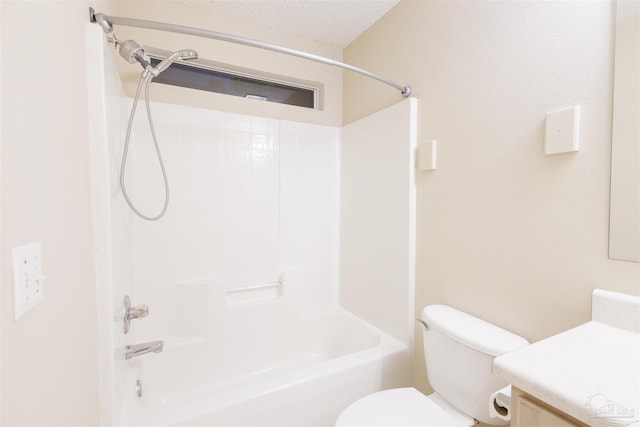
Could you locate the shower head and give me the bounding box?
[118,40,198,77]
[119,40,151,69]
[153,49,199,75]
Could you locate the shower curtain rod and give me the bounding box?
[89,8,411,97]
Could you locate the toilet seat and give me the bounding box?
[335,388,475,427]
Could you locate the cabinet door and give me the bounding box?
[516,396,578,427]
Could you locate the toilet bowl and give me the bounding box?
[335,388,475,427]
[335,305,529,426]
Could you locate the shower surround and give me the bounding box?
[87,25,416,425]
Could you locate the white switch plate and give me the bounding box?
[545,106,580,155]
[12,243,44,320]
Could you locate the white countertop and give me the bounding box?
[493,290,640,426]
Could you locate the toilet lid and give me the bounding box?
[335,388,460,427]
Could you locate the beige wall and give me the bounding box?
[106,1,343,126]
[344,0,640,394]
[1,1,100,425]
[0,0,3,416]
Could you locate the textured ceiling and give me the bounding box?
[617,0,640,22]
[179,0,400,49]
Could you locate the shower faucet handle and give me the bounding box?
[123,295,149,334]
[128,304,149,320]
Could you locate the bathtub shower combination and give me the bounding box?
[87,11,417,426]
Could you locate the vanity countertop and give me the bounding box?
[493,290,640,426]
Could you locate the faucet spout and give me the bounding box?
[125,340,164,360]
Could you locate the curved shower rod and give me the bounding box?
[89,8,411,97]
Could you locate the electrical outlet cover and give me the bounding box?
[12,243,44,320]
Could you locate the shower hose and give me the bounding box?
[120,70,169,221]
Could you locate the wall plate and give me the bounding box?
[12,243,44,320]
[545,106,580,154]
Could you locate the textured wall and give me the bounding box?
[344,0,640,393]
[1,1,100,424]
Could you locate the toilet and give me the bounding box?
[336,305,529,426]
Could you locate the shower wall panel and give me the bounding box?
[126,102,340,343]
[340,98,417,347]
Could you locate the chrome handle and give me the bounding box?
[135,379,143,398]
[125,340,164,360]
[416,318,429,330]
[128,305,149,320]
[124,295,149,334]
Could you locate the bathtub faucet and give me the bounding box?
[125,340,164,360]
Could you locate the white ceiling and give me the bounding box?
[179,0,400,49]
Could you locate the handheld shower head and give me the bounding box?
[154,49,199,74]
[117,41,198,78]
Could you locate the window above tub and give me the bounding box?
[144,46,321,109]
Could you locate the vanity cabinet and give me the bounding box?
[494,291,639,427]
[511,387,589,427]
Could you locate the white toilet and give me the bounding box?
[336,305,529,426]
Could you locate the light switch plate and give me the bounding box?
[12,243,44,320]
[545,106,580,155]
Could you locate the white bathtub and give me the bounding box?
[122,307,411,426]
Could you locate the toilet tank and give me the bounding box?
[421,305,529,425]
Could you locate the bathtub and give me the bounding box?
[121,306,411,426]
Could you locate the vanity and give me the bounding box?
[493,289,640,427]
